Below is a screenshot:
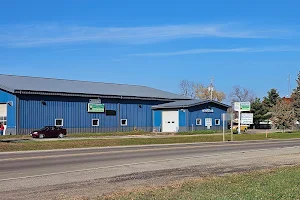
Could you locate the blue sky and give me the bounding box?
[0,0,300,101]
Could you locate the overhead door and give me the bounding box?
[162,111,179,132]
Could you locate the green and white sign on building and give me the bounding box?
[87,103,105,113]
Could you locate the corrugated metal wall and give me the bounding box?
[187,102,228,131]
[0,89,16,134]
[152,110,162,132]
[18,94,165,134]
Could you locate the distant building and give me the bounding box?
[282,97,292,104]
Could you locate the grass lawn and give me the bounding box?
[0,129,251,139]
[1,132,300,152]
[0,131,172,139]
[102,165,300,200]
[67,130,224,137]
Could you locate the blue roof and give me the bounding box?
[152,99,230,109]
[0,74,190,100]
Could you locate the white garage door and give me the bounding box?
[0,104,7,135]
[162,111,179,132]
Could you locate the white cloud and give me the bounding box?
[0,23,295,47]
[128,46,300,57]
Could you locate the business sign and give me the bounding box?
[205,118,212,129]
[223,113,233,120]
[89,99,101,104]
[202,109,214,113]
[87,103,105,113]
[234,102,240,111]
[234,102,251,112]
[241,113,253,124]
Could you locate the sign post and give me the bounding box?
[238,110,241,134]
[222,113,225,142]
[231,113,233,141]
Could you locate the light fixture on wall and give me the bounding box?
[7,101,13,106]
[138,104,142,108]
[41,100,46,105]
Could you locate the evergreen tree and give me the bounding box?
[292,71,300,122]
[251,98,269,127]
[263,88,280,110]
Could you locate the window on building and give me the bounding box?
[196,118,202,126]
[121,119,127,126]
[92,119,99,126]
[55,119,63,126]
[215,119,220,126]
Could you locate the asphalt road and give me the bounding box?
[1,139,300,199]
[1,139,300,179]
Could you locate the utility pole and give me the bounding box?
[208,77,214,100]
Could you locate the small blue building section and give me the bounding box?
[151,100,230,132]
[187,102,228,131]
[178,109,187,132]
[153,110,162,132]
[0,89,16,134]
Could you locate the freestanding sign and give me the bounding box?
[234,102,251,111]
[234,102,251,134]
[241,113,253,124]
[234,102,240,111]
[240,102,251,111]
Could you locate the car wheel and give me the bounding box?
[39,134,45,139]
[58,133,64,138]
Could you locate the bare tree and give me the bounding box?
[194,83,226,101]
[229,85,256,104]
[180,80,226,102]
[271,99,295,132]
[180,80,195,98]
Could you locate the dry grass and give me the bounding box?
[100,165,300,200]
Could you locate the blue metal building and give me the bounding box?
[0,74,230,135]
[152,100,230,132]
[0,74,191,135]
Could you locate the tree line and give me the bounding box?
[180,71,300,131]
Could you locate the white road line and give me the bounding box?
[1,138,300,155]
[1,140,300,162]
[1,146,299,182]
